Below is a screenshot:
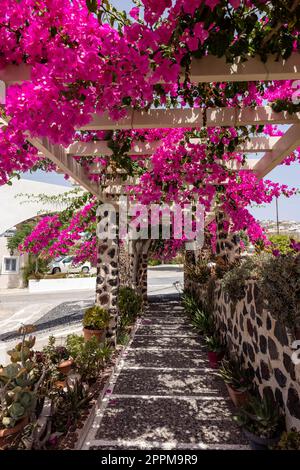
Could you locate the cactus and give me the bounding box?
[0,328,37,430]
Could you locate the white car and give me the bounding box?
[49,256,92,275]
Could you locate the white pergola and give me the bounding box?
[1,53,300,209]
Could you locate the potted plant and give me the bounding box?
[234,395,284,450]
[83,306,110,342]
[205,335,225,368]
[218,357,253,407]
[43,336,73,376]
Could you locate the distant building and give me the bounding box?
[0,179,70,289]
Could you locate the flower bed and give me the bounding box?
[0,288,142,450]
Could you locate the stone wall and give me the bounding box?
[186,278,300,431]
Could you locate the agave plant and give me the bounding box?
[181,291,200,316]
[234,394,283,439]
[191,308,214,335]
[218,357,253,392]
[205,335,224,353]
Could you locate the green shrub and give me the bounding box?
[269,234,294,255]
[276,428,300,450]
[22,256,49,287]
[83,306,110,330]
[185,259,211,284]
[260,253,300,332]
[148,259,161,266]
[66,334,111,381]
[221,257,261,303]
[118,287,142,322]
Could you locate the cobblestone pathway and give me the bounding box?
[82,298,248,450]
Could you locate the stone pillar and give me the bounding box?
[215,210,240,265]
[119,240,131,287]
[96,205,120,345]
[129,239,151,303]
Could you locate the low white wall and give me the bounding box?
[29,277,96,293]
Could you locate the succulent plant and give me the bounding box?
[218,357,254,392]
[42,336,70,365]
[0,329,38,430]
[234,394,283,439]
[205,334,225,353]
[83,306,110,330]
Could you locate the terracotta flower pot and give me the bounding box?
[0,416,29,447]
[57,359,74,376]
[208,351,224,369]
[225,384,249,407]
[83,327,105,343]
[54,379,67,389]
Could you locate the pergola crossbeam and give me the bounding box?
[67,136,280,158]
[254,124,300,178]
[27,136,99,196]
[79,107,300,131]
[2,53,300,86]
[189,53,300,83]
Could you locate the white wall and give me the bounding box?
[0,237,28,289]
[0,178,71,235]
[0,178,71,289]
[29,277,96,293]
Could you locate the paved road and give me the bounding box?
[0,264,183,339]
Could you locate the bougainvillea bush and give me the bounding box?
[0,1,299,259]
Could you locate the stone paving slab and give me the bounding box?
[123,349,209,369]
[113,368,226,396]
[130,335,205,350]
[140,316,190,326]
[137,323,194,333]
[95,397,247,445]
[135,328,198,338]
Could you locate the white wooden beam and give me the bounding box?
[1,53,300,87]
[27,136,99,196]
[80,107,300,131]
[189,53,300,83]
[79,109,203,131]
[206,106,300,127]
[67,136,279,157]
[253,124,300,178]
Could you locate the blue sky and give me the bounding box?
[23,0,300,222]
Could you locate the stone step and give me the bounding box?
[94,396,247,446]
[140,317,190,326]
[113,368,227,397]
[122,349,210,369]
[130,335,206,350]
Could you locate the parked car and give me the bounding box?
[49,256,92,275]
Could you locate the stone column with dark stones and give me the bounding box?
[129,239,151,303]
[96,205,120,345]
